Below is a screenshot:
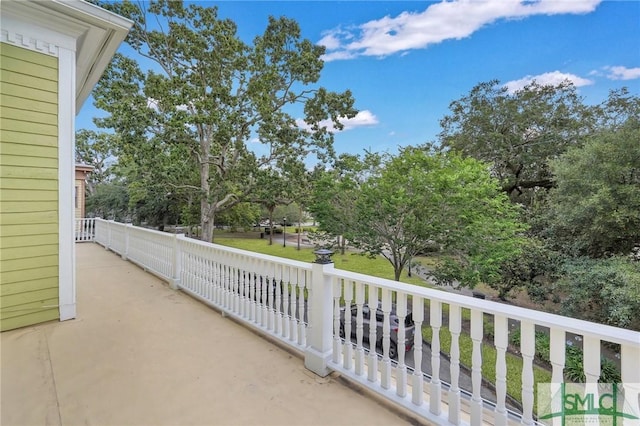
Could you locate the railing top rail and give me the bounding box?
[328,268,640,347]
[176,234,312,271]
[91,218,639,346]
[96,219,175,239]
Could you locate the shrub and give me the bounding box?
[557,256,640,331]
[509,330,620,383]
[509,330,550,363]
[563,345,621,383]
[564,346,585,382]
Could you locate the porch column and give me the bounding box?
[304,249,334,377]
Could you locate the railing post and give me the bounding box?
[106,220,113,250]
[122,223,131,261]
[171,234,184,290]
[304,249,334,377]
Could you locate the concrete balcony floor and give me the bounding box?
[1,243,414,426]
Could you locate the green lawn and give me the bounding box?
[214,236,429,287]
[422,325,552,407]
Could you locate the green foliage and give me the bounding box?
[94,0,356,242]
[214,237,428,286]
[555,256,640,330]
[439,80,590,206]
[563,346,585,383]
[215,203,261,230]
[509,330,551,364]
[75,130,118,195]
[497,237,562,301]
[86,183,129,221]
[294,227,315,233]
[544,117,640,257]
[310,152,382,254]
[423,324,552,405]
[349,146,527,283]
[600,357,622,384]
[563,346,621,384]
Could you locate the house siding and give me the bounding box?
[0,42,59,331]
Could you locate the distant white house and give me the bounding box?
[0,0,132,331]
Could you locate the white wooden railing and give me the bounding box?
[90,219,640,426]
[75,218,95,242]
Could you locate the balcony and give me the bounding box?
[1,242,409,425]
[4,219,639,425]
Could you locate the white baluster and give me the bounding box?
[195,249,202,296]
[448,304,461,425]
[412,296,424,406]
[548,328,565,426]
[520,320,535,425]
[240,267,247,318]
[583,335,601,384]
[202,252,209,301]
[298,271,307,347]
[494,315,508,426]
[430,300,442,416]
[290,269,299,345]
[621,344,640,426]
[367,285,379,383]
[215,257,222,303]
[282,266,290,339]
[198,255,211,299]
[332,278,343,364]
[343,280,354,370]
[470,309,483,426]
[271,265,282,335]
[224,261,230,307]
[233,256,241,315]
[251,269,258,323]
[354,281,366,377]
[234,264,241,314]
[395,292,408,398]
[261,262,269,328]
[380,289,392,389]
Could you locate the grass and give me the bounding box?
[422,325,552,408]
[214,235,429,287]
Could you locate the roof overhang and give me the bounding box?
[75,163,95,173]
[1,0,132,112]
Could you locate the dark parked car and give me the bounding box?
[339,303,415,360]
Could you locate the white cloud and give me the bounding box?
[603,66,640,81]
[341,110,379,130]
[504,71,593,93]
[319,0,601,61]
[296,110,379,133]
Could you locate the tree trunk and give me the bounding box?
[297,205,302,250]
[268,207,275,245]
[200,144,214,242]
[201,205,214,242]
[394,267,402,281]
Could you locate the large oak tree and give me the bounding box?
[439,80,591,206]
[93,0,356,241]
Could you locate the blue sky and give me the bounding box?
[77,0,640,158]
